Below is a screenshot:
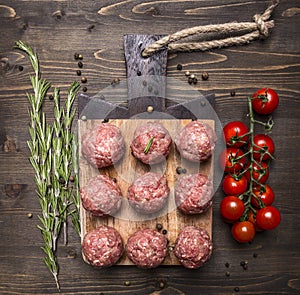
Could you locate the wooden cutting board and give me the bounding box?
[78,119,214,265]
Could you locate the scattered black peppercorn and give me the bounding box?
[176,167,183,174]
[82,86,87,92]
[76,70,82,76]
[159,281,165,289]
[81,76,87,83]
[48,94,54,101]
[102,118,109,123]
[74,53,79,60]
[124,281,131,286]
[142,80,147,86]
[18,65,24,71]
[177,64,183,71]
[234,287,240,292]
[112,178,117,183]
[111,77,120,85]
[253,253,258,258]
[188,77,193,84]
[193,78,198,84]
[225,262,230,268]
[156,223,163,231]
[69,175,75,182]
[202,71,209,80]
[243,264,248,270]
[162,229,167,235]
[27,213,33,219]
[240,261,245,267]
[88,24,95,32]
[137,70,142,76]
[148,85,153,92]
[78,54,83,60]
[78,61,83,68]
[230,90,236,97]
[225,271,230,277]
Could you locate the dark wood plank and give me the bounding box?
[0,0,299,294]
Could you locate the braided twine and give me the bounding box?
[142,0,279,57]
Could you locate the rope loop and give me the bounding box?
[142,0,279,57]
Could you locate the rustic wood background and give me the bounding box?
[0,0,299,294]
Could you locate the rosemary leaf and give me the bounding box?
[144,137,154,154]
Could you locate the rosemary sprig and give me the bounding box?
[16,40,81,290]
[144,137,154,154]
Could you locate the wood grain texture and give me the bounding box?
[0,0,300,294]
[78,119,214,266]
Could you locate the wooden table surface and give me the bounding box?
[1,1,299,294]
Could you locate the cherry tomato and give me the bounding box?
[220,196,245,222]
[247,211,263,232]
[219,148,247,173]
[245,162,269,184]
[231,221,256,243]
[253,134,275,161]
[251,88,279,115]
[223,121,249,148]
[251,184,275,207]
[222,174,248,196]
[256,206,281,230]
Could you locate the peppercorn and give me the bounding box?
[162,229,167,235]
[124,281,131,286]
[74,53,79,60]
[159,281,165,289]
[81,76,87,83]
[185,71,190,76]
[88,24,95,32]
[102,118,109,123]
[193,78,198,84]
[78,53,83,60]
[69,175,75,182]
[147,105,153,113]
[234,287,240,292]
[137,70,142,76]
[190,74,195,79]
[225,262,230,268]
[225,271,230,277]
[76,70,82,76]
[78,61,83,68]
[188,77,193,84]
[230,90,236,97]
[176,167,183,174]
[27,213,33,219]
[142,80,147,86]
[202,71,209,80]
[148,85,153,92]
[253,253,258,258]
[82,86,87,92]
[48,94,54,101]
[112,178,117,183]
[18,65,24,71]
[156,223,163,231]
[81,115,87,121]
[177,64,183,71]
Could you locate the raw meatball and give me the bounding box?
[82,226,123,267]
[81,174,122,217]
[81,122,125,168]
[130,122,172,164]
[175,121,216,162]
[126,229,168,268]
[127,172,170,214]
[175,173,213,215]
[174,226,213,269]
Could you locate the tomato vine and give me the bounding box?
[220,88,281,243]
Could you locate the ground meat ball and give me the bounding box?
[127,172,170,214]
[126,229,168,268]
[81,123,125,168]
[175,173,213,215]
[81,174,122,217]
[175,121,216,162]
[174,226,213,269]
[130,122,172,164]
[82,226,123,267]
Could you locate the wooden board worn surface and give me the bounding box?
[78,119,214,266]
